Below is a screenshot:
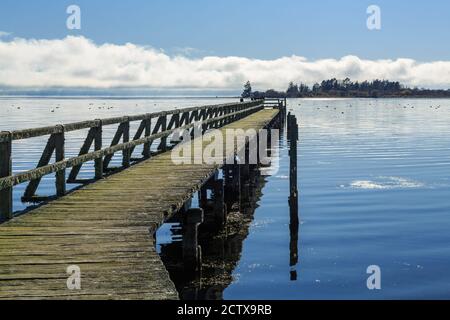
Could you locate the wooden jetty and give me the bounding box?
[0,99,286,300]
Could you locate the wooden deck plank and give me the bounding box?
[0,108,278,300]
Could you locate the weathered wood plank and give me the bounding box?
[0,108,278,300]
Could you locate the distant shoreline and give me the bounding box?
[1,95,450,100]
[243,79,450,100]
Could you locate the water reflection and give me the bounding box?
[289,194,299,281]
[159,170,268,300]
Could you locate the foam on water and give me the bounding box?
[348,176,425,190]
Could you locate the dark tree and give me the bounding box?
[286,82,300,98]
[241,81,253,98]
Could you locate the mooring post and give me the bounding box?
[240,142,251,214]
[94,120,103,179]
[287,113,299,280]
[54,125,66,197]
[288,114,299,223]
[0,131,13,221]
[183,208,204,273]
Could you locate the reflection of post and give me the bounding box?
[289,208,299,281]
[287,113,299,281]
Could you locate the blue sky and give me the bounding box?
[0,0,449,92]
[0,0,449,61]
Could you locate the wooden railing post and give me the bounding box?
[55,125,66,197]
[0,101,261,209]
[225,106,231,125]
[158,115,167,151]
[143,115,151,159]
[0,131,13,221]
[94,120,103,179]
[122,118,130,168]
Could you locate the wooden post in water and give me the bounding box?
[199,184,208,208]
[287,113,299,280]
[224,162,241,213]
[213,179,226,228]
[288,114,299,222]
[0,132,12,221]
[288,113,298,205]
[240,141,251,214]
[183,208,204,273]
[198,173,226,231]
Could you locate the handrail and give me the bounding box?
[0,101,258,143]
[0,100,265,220]
[0,104,263,191]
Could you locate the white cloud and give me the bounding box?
[0,31,11,38]
[0,36,449,90]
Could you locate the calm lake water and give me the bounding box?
[1,97,450,299]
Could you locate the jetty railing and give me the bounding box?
[0,100,265,221]
[263,98,287,108]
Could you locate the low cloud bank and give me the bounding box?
[0,36,449,90]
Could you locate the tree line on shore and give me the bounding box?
[241,78,450,98]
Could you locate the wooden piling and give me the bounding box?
[198,173,226,231]
[240,142,251,214]
[213,179,226,228]
[224,163,241,212]
[183,208,204,273]
[287,113,299,280]
[288,114,298,201]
